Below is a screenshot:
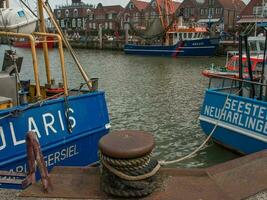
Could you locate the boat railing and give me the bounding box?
[0,31,68,100]
[208,74,267,101]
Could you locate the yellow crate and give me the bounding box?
[0,97,13,110]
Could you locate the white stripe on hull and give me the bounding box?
[199,115,267,143]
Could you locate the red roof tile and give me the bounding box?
[217,0,246,10]
[133,0,149,11]
[240,0,263,17]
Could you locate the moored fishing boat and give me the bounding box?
[202,51,263,79]
[199,33,267,154]
[124,26,219,57]
[124,0,219,57]
[13,36,55,48]
[0,0,110,189]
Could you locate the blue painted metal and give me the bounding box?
[0,91,110,189]
[124,38,219,57]
[199,89,267,154]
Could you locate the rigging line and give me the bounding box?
[17,0,30,25]
[19,0,38,18]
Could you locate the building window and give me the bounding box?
[77,18,82,27]
[89,14,94,20]
[190,8,194,15]
[152,1,157,8]
[72,19,76,27]
[205,8,208,15]
[93,23,96,29]
[200,9,204,15]
[105,22,108,29]
[109,22,113,29]
[65,9,69,17]
[108,13,113,20]
[87,9,91,15]
[129,3,134,9]
[57,10,61,18]
[60,20,65,28]
[73,9,78,18]
[89,22,92,28]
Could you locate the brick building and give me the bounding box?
[144,0,180,27]
[54,0,93,32]
[120,0,149,30]
[178,0,245,32]
[238,0,267,26]
[87,3,124,31]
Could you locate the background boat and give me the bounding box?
[199,33,267,154]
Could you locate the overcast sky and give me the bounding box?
[11,0,249,9]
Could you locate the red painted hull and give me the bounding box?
[13,37,54,49]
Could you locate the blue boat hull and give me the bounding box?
[124,38,219,57]
[0,92,110,189]
[199,90,267,154]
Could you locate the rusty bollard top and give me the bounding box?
[99,130,155,159]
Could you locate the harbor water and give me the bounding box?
[0,46,238,168]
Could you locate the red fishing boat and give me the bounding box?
[202,51,264,79]
[13,36,54,48]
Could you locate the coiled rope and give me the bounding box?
[100,151,161,198]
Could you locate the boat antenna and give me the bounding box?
[259,27,267,100]
[244,34,256,98]
[238,33,243,96]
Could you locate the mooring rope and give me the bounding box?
[159,86,242,166]
[100,151,160,198]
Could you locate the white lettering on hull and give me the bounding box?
[0,109,77,151]
[0,127,6,151]
[203,98,267,135]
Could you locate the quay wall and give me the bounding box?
[0,37,238,55]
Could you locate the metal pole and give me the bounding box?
[99,24,103,49]
[37,0,52,85]
[238,34,243,96]
[42,1,92,89]
[34,32,69,96]
[260,30,267,100]
[5,0,9,8]
[244,35,255,98]
[0,31,41,98]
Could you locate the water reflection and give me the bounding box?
[0,46,238,167]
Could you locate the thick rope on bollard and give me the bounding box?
[100,151,160,198]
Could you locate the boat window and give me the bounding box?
[179,33,183,40]
[175,33,178,38]
[255,62,263,72]
[188,33,192,38]
[259,42,265,51]
[249,41,257,52]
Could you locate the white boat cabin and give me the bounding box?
[166,27,207,45]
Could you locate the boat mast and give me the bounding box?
[156,0,175,45]
[37,0,52,85]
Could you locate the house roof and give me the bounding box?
[217,0,245,10]
[133,0,149,11]
[240,0,263,17]
[94,3,124,14]
[172,1,181,11]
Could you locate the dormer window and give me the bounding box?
[57,10,61,18]
[65,9,69,17]
[73,9,78,17]
[152,1,157,8]
[129,3,134,10]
